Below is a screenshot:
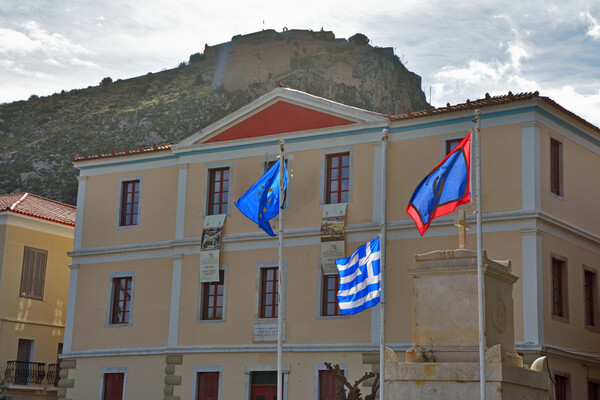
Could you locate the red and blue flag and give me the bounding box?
[406,133,472,236]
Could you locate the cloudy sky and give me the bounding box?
[2,0,600,125]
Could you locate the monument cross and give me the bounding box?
[453,209,470,249]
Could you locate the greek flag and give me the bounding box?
[335,236,381,315]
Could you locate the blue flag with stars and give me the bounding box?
[235,159,289,236]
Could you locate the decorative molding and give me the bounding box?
[61,342,413,359]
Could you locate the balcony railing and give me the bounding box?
[4,361,48,386]
[46,363,60,386]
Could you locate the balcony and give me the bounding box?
[4,361,60,387]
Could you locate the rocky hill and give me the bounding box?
[0,29,429,205]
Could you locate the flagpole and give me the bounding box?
[277,139,285,400]
[474,110,486,400]
[379,128,388,400]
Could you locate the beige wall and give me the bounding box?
[81,167,178,248]
[71,258,172,350]
[0,220,71,369]
[540,127,600,235]
[542,233,600,349]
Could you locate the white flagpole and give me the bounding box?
[474,110,486,400]
[277,139,285,400]
[379,128,389,400]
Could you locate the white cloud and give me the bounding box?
[0,28,41,53]
[545,86,600,126]
[70,57,99,68]
[583,11,600,40]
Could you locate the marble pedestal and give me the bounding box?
[386,249,549,399]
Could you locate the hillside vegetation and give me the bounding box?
[0,31,429,204]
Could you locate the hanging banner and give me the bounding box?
[200,214,226,282]
[321,203,347,275]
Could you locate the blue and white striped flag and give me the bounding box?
[335,236,381,315]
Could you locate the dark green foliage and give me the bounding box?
[100,76,113,86]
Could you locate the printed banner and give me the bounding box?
[321,203,347,275]
[200,214,226,282]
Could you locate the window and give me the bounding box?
[196,372,219,400]
[110,276,133,324]
[20,246,47,300]
[589,381,600,400]
[552,258,568,319]
[102,373,124,400]
[119,179,140,226]
[584,270,597,327]
[445,138,463,156]
[554,374,570,400]
[322,274,342,317]
[201,270,225,321]
[16,339,33,384]
[550,138,562,196]
[319,369,344,400]
[251,371,278,400]
[260,267,278,319]
[325,152,350,204]
[208,167,230,215]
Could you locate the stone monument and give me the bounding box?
[386,238,549,399]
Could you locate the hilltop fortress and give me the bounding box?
[199,28,424,101]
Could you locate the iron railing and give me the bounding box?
[46,364,60,386]
[4,361,46,385]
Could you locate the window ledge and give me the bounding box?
[196,319,226,324]
[105,323,133,328]
[550,314,569,324]
[316,315,350,320]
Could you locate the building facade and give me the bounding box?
[0,193,75,399]
[65,88,600,400]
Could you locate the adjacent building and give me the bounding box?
[0,193,76,399]
[64,87,600,400]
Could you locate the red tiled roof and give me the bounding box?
[390,91,600,134]
[0,193,76,227]
[72,143,173,162]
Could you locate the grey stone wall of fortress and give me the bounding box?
[201,29,422,95]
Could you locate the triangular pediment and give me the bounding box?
[176,87,388,148]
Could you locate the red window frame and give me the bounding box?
[111,277,132,324]
[208,168,229,215]
[103,373,124,400]
[552,258,565,317]
[322,274,342,316]
[201,270,225,320]
[319,369,344,400]
[120,180,140,226]
[554,374,569,400]
[584,270,596,327]
[550,139,562,196]
[196,371,219,400]
[260,267,278,318]
[589,381,600,400]
[326,152,350,204]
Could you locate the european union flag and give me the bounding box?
[336,236,381,315]
[235,158,288,236]
[406,133,471,236]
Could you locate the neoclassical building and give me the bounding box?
[64,87,599,400]
[0,193,75,400]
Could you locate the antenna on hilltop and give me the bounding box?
[429,86,432,105]
[263,20,265,30]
